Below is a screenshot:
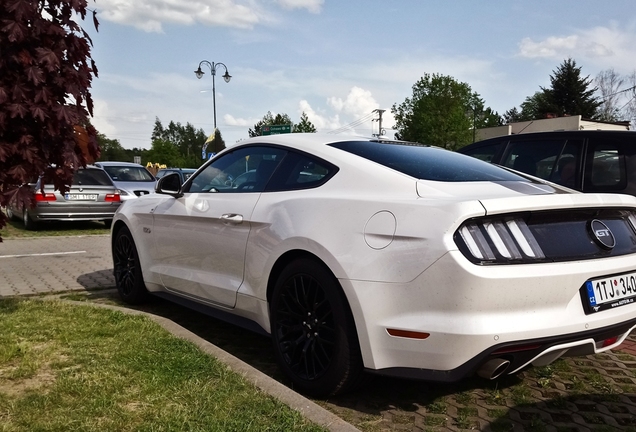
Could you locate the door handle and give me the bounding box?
[221,213,243,225]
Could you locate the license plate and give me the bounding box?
[65,194,97,201]
[584,271,636,313]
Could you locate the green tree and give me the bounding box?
[502,107,524,124]
[146,139,185,168]
[249,112,293,137]
[96,134,128,161]
[519,91,554,120]
[392,73,493,149]
[152,118,208,167]
[293,111,317,133]
[0,0,99,238]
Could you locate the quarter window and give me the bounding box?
[266,152,336,191]
[585,138,628,191]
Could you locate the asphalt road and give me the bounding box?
[0,235,115,297]
[2,235,636,431]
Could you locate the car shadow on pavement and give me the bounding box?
[67,289,636,432]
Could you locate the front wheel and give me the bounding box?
[113,226,149,304]
[270,258,364,397]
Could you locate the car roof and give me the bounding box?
[95,161,146,167]
[227,133,387,162]
[474,130,636,143]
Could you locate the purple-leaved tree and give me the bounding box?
[0,0,100,240]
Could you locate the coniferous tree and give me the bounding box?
[293,111,317,133]
[542,58,600,118]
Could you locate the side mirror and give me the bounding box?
[156,173,183,197]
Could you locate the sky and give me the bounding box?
[84,0,636,151]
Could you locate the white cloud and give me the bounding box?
[91,99,118,136]
[328,86,378,119]
[275,0,323,14]
[97,0,264,32]
[223,114,258,126]
[518,35,580,58]
[516,23,636,72]
[297,100,340,131]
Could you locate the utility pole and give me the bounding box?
[372,109,386,137]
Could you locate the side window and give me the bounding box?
[460,142,504,163]
[501,139,583,188]
[585,138,627,191]
[266,151,337,192]
[187,146,287,193]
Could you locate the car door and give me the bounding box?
[150,146,286,308]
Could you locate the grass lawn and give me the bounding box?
[0,298,325,432]
[0,216,110,239]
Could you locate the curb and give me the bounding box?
[58,299,361,432]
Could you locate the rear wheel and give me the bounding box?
[22,209,37,230]
[270,258,364,397]
[113,226,149,304]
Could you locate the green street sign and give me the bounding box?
[262,124,291,135]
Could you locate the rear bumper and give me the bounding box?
[32,203,121,221]
[342,250,636,380]
[367,317,636,382]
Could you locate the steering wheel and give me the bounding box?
[236,182,258,191]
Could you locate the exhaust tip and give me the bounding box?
[477,358,510,380]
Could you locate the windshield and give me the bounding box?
[330,140,529,182]
[103,166,155,182]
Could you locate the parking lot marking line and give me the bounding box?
[0,251,87,259]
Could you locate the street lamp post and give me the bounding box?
[194,60,231,130]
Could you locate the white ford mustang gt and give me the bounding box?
[111,134,636,396]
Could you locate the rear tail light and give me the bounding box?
[105,194,121,202]
[601,336,619,348]
[456,217,544,264]
[35,192,56,202]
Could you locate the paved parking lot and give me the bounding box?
[1,235,636,431]
[0,235,114,297]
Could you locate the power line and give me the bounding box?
[327,112,376,134]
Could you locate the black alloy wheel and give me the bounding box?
[113,226,148,304]
[270,258,363,397]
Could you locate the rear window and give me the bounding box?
[330,140,528,182]
[73,169,113,186]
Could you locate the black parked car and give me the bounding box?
[458,130,636,197]
[154,168,197,184]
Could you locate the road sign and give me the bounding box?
[262,124,291,135]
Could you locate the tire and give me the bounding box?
[22,209,37,230]
[113,226,149,304]
[270,258,364,397]
[5,206,16,221]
